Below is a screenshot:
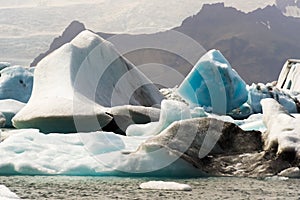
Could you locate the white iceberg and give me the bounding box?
[261,98,300,157]
[12,30,163,133]
[177,49,248,114]
[0,66,33,103]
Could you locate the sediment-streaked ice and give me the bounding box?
[261,98,300,157]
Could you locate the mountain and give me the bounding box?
[31,3,300,84]
[174,3,300,83]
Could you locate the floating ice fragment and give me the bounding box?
[139,181,192,191]
[0,185,19,200]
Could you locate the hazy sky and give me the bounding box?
[0,0,276,12]
[0,0,278,65]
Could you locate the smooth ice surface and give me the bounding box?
[177,49,248,114]
[0,185,19,200]
[0,99,25,127]
[12,30,163,133]
[248,83,298,113]
[126,100,192,136]
[261,98,300,157]
[0,129,201,176]
[0,66,33,103]
[237,114,266,132]
[139,181,192,191]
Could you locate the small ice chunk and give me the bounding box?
[139,181,192,191]
[278,167,300,178]
[0,185,20,199]
[265,176,289,181]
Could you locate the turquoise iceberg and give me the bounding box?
[177,49,248,114]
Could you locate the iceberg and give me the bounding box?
[261,98,300,157]
[0,66,33,103]
[177,49,248,114]
[12,30,164,133]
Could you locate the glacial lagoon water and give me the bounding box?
[1,176,300,199]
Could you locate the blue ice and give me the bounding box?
[177,49,248,114]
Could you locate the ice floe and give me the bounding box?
[0,129,202,176]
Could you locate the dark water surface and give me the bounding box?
[1,176,300,199]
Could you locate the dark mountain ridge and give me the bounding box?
[31,3,300,84]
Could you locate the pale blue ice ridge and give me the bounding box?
[177,49,248,114]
